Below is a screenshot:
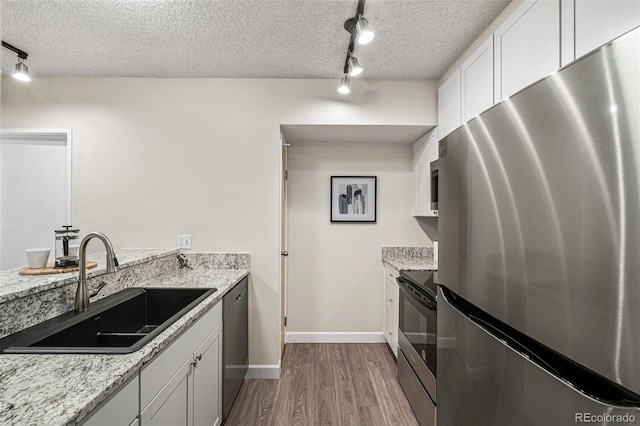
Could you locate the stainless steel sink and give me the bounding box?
[0,287,217,354]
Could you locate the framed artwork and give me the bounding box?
[330,176,377,223]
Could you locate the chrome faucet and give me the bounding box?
[75,232,119,312]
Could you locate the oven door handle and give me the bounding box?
[398,278,436,311]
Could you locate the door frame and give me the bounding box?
[279,132,289,357]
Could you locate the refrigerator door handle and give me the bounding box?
[440,286,640,408]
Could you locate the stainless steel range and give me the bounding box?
[396,270,437,426]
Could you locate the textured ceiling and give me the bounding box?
[0,0,510,79]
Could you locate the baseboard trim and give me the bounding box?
[285,332,385,344]
[246,364,281,379]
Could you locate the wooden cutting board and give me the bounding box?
[18,261,98,276]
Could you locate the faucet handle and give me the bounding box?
[106,254,119,273]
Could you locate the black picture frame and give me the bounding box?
[330,176,377,223]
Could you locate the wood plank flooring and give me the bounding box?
[225,344,420,426]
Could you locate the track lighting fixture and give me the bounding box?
[348,54,363,77]
[338,0,374,93]
[355,16,375,45]
[13,59,31,81]
[338,74,351,94]
[2,41,31,82]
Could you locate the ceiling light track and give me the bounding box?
[2,41,31,82]
[338,0,374,94]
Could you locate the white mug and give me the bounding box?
[26,248,50,269]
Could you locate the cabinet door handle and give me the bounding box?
[192,354,203,367]
[389,298,393,302]
[281,251,289,256]
[236,294,242,302]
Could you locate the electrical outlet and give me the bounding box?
[177,235,192,249]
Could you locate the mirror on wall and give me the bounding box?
[0,129,73,269]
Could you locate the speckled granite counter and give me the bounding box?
[382,246,438,271]
[0,249,178,304]
[0,250,249,426]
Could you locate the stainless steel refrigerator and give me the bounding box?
[437,27,640,425]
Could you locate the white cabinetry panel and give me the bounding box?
[575,0,640,58]
[192,322,223,426]
[438,69,461,140]
[385,278,399,324]
[413,129,438,217]
[81,374,139,426]
[461,35,494,121]
[384,310,399,358]
[141,301,223,426]
[383,264,400,358]
[141,302,222,408]
[494,0,561,101]
[141,358,191,426]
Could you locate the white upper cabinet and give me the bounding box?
[438,0,639,134]
[461,35,495,122]
[438,69,461,140]
[413,128,438,217]
[494,0,561,101]
[574,0,640,58]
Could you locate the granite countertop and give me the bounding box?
[0,248,178,304]
[381,246,438,271]
[0,258,249,425]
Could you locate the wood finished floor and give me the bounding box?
[225,343,420,426]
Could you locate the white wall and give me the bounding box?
[0,76,436,367]
[286,142,432,336]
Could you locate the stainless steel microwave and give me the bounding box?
[430,159,439,211]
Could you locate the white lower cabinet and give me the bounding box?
[141,357,191,426]
[383,265,400,358]
[192,323,223,426]
[81,374,139,426]
[141,321,223,426]
[84,300,223,426]
[141,302,223,426]
[384,310,399,358]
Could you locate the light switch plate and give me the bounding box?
[177,235,192,249]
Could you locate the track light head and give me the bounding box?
[13,59,31,82]
[356,16,374,44]
[348,55,363,77]
[2,41,31,82]
[338,75,351,94]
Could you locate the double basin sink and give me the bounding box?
[0,287,217,354]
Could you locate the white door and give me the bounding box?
[0,129,72,269]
